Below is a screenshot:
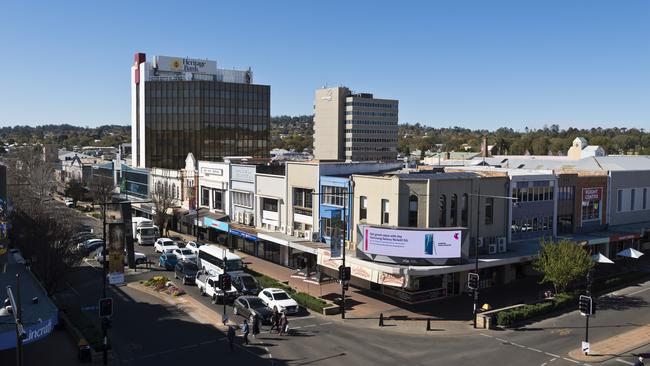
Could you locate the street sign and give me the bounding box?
[581,341,590,355]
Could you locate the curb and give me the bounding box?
[567,324,650,363]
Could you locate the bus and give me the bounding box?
[198,245,244,276]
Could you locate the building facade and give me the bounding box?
[131,53,270,169]
[313,87,398,162]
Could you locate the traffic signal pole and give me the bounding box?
[584,270,592,354]
[473,186,481,329]
[341,194,347,320]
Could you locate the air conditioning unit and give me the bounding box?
[312,231,320,241]
[281,225,286,233]
[271,225,277,231]
[304,230,311,240]
[488,243,498,255]
[244,212,251,225]
[247,214,254,226]
[477,237,484,248]
[286,227,292,235]
[497,237,507,253]
[236,212,243,224]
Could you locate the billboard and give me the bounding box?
[361,227,462,259]
[108,223,125,285]
[155,55,217,74]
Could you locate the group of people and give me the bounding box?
[227,308,291,351]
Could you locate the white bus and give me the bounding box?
[198,245,244,276]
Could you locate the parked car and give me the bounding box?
[168,236,186,248]
[64,197,75,208]
[154,238,179,253]
[185,241,204,254]
[95,249,146,265]
[258,288,299,314]
[231,273,260,295]
[159,253,178,270]
[174,260,199,285]
[172,248,197,262]
[78,239,104,253]
[233,296,273,324]
[195,270,238,303]
[72,232,95,242]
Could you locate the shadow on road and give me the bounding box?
[597,295,649,311]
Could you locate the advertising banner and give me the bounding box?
[108,223,125,285]
[362,227,462,259]
[155,55,217,74]
[330,211,342,259]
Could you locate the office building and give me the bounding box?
[313,87,398,162]
[131,53,270,170]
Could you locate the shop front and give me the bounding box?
[203,215,230,244]
[229,225,259,256]
[608,233,641,258]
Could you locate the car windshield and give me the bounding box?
[140,228,156,236]
[165,254,177,260]
[183,263,198,272]
[241,276,257,287]
[225,259,243,272]
[248,298,265,308]
[272,292,290,300]
[181,249,192,255]
[163,242,175,246]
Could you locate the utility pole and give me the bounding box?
[6,274,24,366]
[101,201,108,365]
[341,192,347,320]
[473,185,481,329]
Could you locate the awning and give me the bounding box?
[132,203,153,215]
[557,233,610,246]
[182,210,226,226]
[229,223,259,241]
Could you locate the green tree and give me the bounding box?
[65,179,86,203]
[533,239,594,293]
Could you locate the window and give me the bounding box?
[461,194,468,227]
[201,186,210,207]
[631,188,636,211]
[322,186,346,207]
[438,195,447,227]
[262,198,278,212]
[450,194,458,226]
[322,217,333,237]
[359,196,367,220]
[408,195,418,227]
[485,197,494,225]
[617,189,623,212]
[381,199,389,224]
[293,188,313,210]
[212,189,223,210]
[582,197,601,222]
[232,191,252,208]
[644,188,648,210]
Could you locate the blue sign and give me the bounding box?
[0,316,57,351]
[204,217,229,232]
[230,229,258,241]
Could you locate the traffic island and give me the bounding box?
[568,324,650,363]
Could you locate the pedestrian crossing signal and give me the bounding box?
[99,297,113,318]
[467,273,479,291]
[579,295,593,316]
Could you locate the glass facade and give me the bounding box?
[144,81,270,169]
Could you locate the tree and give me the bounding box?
[533,239,594,294]
[151,180,177,236]
[65,179,86,203]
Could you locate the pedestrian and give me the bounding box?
[227,325,235,351]
[634,356,644,366]
[241,320,250,345]
[279,312,289,336]
[252,314,260,338]
[270,308,279,333]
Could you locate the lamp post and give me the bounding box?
[6,274,24,366]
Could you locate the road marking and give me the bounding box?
[479,333,493,338]
[200,339,217,345]
[563,357,580,364]
[179,344,198,350]
[159,349,174,355]
[546,353,560,358]
[496,337,508,342]
[627,287,650,296]
[541,363,546,366]
[549,358,556,363]
[615,359,634,365]
[302,324,316,328]
[512,343,527,348]
[527,347,543,353]
[317,322,333,326]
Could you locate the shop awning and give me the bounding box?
[182,210,226,225]
[132,202,153,215]
[557,233,610,246]
[229,223,259,241]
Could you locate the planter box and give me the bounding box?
[322,305,340,315]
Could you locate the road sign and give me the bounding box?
[581,341,590,354]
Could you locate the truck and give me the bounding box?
[131,217,157,245]
[195,269,238,304]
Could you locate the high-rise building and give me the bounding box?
[131,53,270,169]
[313,87,398,162]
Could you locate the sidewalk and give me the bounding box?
[569,324,650,363]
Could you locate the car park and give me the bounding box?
[258,288,300,314]
[154,238,179,253]
[233,296,273,324]
[172,248,197,262]
[174,260,199,285]
[159,253,178,270]
[231,273,260,295]
[78,238,104,253]
[95,249,147,265]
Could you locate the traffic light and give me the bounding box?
[467,273,479,291]
[101,317,112,331]
[220,273,232,290]
[579,295,593,316]
[99,297,113,318]
[339,265,351,282]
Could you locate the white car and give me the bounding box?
[258,288,300,314]
[185,241,203,254]
[173,248,197,262]
[95,249,147,265]
[64,197,75,208]
[154,238,179,253]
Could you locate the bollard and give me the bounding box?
[426,318,431,331]
[379,313,384,327]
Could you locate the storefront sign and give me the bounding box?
[611,233,640,242]
[230,229,258,241]
[155,55,217,74]
[362,227,462,259]
[204,217,229,232]
[231,165,255,183]
[582,187,602,201]
[201,167,223,176]
[0,317,57,350]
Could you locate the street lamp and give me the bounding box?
[469,190,517,328]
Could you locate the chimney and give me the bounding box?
[482,135,489,158]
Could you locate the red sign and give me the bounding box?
[582,187,602,201]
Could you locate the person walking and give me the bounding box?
[279,312,289,336]
[634,356,644,366]
[227,325,235,351]
[270,308,279,333]
[252,314,261,338]
[241,320,250,345]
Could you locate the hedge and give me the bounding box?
[244,268,329,313]
[59,304,103,351]
[496,271,650,327]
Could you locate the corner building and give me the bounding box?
[132,53,270,170]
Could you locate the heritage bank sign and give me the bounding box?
[154,55,217,74]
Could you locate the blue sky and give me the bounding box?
[0,1,648,130]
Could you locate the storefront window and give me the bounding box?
[212,189,223,210]
[408,195,418,227]
[262,198,278,212]
[582,199,601,221]
[201,186,210,206]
